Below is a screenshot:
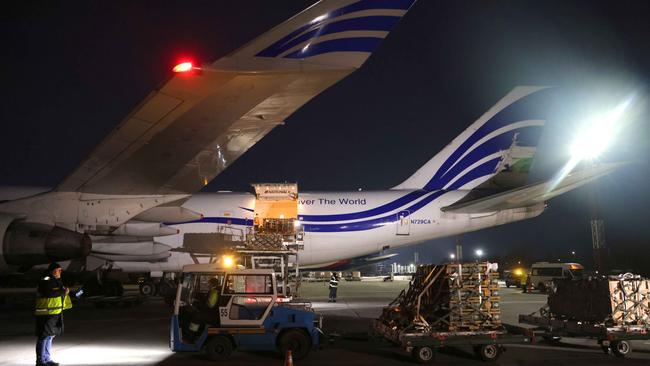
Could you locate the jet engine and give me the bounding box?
[0,214,91,267]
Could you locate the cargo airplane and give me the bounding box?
[0,0,618,284]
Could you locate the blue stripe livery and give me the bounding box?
[299,190,428,222]
[256,0,416,59]
[304,190,446,232]
[285,37,384,59]
[259,16,401,58]
[423,88,552,190]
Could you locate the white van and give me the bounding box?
[528,262,584,292]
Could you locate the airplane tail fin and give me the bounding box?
[213,0,418,71]
[393,86,554,194]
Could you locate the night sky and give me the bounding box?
[2,1,649,269]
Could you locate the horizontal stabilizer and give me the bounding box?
[441,163,623,213]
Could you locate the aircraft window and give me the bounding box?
[224,274,273,294]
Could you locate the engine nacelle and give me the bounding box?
[0,215,91,268]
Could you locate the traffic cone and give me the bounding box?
[284,350,294,366]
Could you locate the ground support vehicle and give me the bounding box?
[373,320,531,363]
[519,312,650,358]
[503,269,526,289]
[170,264,321,361]
[526,262,584,293]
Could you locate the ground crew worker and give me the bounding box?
[188,277,221,340]
[328,273,339,303]
[206,277,219,309]
[35,262,73,366]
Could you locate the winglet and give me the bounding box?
[213,0,418,71]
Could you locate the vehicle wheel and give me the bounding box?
[139,281,157,296]
[278,329,311,360]
[611,340,631,358]
[205,335,233,361]
[412,346,435,363]
[474,344,501,362]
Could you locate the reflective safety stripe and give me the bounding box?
[35,295,73,315]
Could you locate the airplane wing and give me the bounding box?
[441,163,623,214]
[57,0,418,195]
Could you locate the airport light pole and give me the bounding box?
[589,184,607,272]
[567,96,632,273]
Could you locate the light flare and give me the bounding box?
[548,95,635,192]
[172,61,194,73]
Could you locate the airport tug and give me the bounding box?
[170,264,321,360]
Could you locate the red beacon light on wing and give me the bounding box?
[172,61,194,73]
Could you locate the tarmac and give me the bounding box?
[1,281,650,365]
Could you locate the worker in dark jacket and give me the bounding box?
[35,262,72,366]
[328,273,339,303]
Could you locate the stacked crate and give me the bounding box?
[244,232,284,251]
[377,262,502,333]
[609,276,650,325]
[447,262,501,331]
[548,274,650,326]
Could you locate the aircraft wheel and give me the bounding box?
[139,281,158,296]
[278,329,311,360]
[205,335,233,361]
[412,346,435,363]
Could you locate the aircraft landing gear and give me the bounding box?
[139,280,158,296]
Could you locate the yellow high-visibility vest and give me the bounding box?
[207,289,218,308]
[35,295,72,316]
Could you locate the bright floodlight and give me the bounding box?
[570,98,631,162]
[475,249,484,257]
[449,253,456,260]
[548,95,634,194]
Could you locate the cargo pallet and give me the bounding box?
[373,320,531,363]
[519,313,650,358]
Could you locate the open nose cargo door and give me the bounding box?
[250,183,302,250]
